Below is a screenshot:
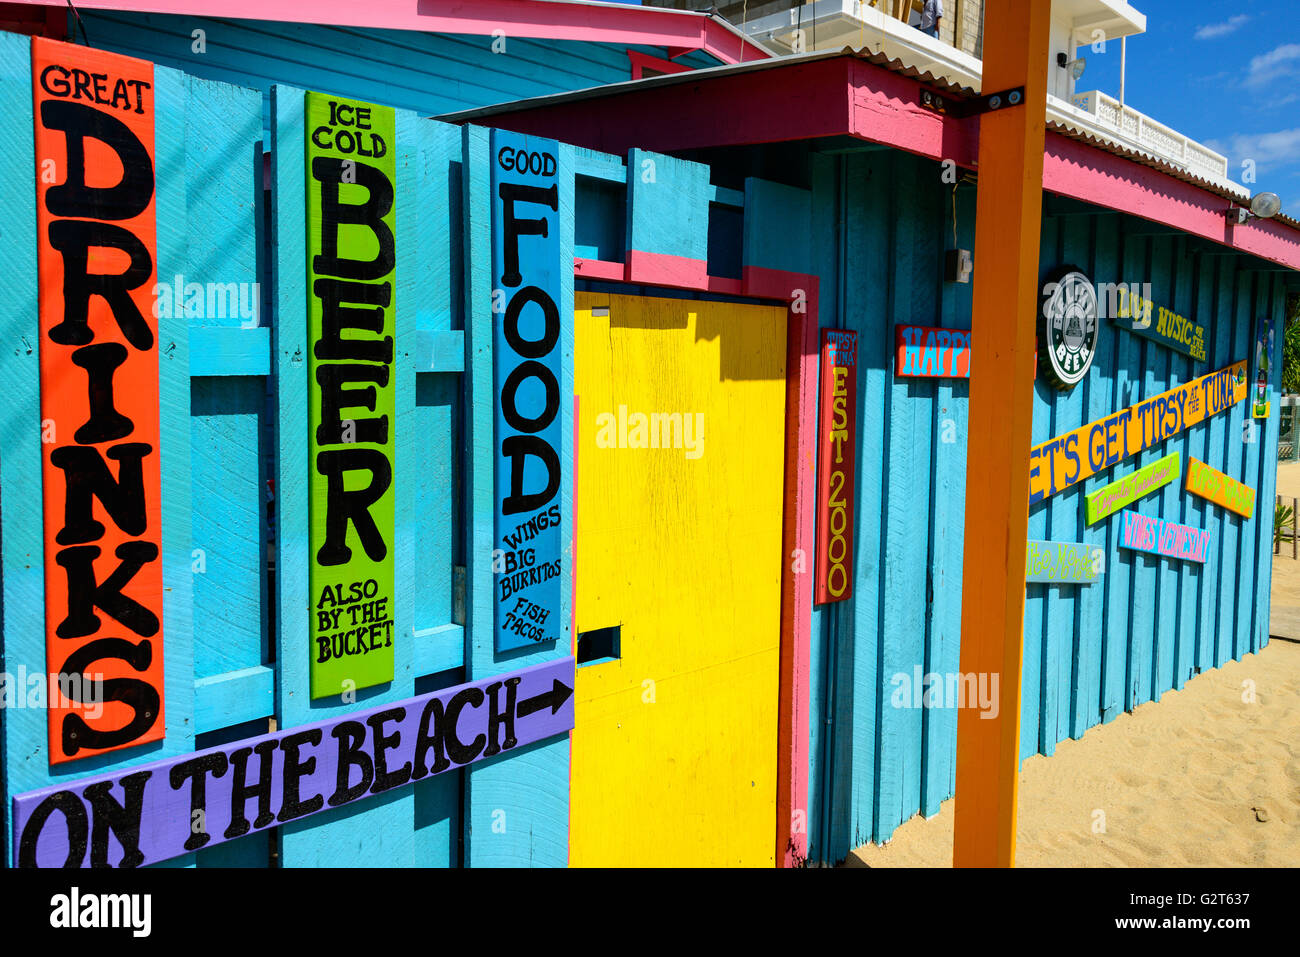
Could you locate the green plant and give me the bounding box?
[1283,292,1300,394]
[1276,501,1294,550]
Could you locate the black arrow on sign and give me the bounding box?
[516,678,573,718]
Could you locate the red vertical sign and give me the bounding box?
[33,37,164,764]
[815,329,857,604]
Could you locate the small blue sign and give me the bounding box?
[491,130,565,652]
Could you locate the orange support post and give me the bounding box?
[952,0,1052,868]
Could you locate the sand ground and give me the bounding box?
[847,465,1300,868]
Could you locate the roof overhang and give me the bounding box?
[0,0,771,63]
[440,51,1300,273]
[1053,0,1146,44]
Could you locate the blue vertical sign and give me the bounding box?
[491,130,564,652]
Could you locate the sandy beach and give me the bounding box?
[848,464,1300,868]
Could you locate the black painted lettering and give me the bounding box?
[328,720,374,806]
[169,751,229,851]
[46,219,154,349]
[501,435,560,515]
[278,728,325,822]
[311,157,394,281]
[224,740,278,839]
[497,182,557,288]
[315,447,392,565]
[84,770,151,868]
[17,791,87,868]
[58,636,158,758]
[50,442,151,546]
[54,540,160,639]
[366,707,411,793]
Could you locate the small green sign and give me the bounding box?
[305,92,397,698]
[1085,451,1180,525]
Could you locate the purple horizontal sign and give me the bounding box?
[12,658,574,868]
[1118,509,1211,564]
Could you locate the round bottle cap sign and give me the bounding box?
[1040,267,1098,390]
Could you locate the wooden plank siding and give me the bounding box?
[78,9,719,127]
[794,151,1286,864]
[0,23,1287,871]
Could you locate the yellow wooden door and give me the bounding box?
[572,291,787,866]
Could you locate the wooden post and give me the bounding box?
[1292,496,1296,560]
[951,0,1052,868]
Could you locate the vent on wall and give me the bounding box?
[577,625,622,666]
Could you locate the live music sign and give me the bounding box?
[815,330,857,604]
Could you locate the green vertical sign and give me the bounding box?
[305,92,397,698]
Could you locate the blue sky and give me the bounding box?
[1075,0,1300,215]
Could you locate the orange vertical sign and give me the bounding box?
[32,37,164,764]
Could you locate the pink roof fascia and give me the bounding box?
[2,0,770,63]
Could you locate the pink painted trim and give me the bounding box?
[480,54,1300,272]
[848,58,977,165]
[1042,132,1300,272]
[569,257,816,868]
[573,257,624,281]
[627,49,694,81]
[575,254,743,294]
[744,266,815,870]
[627,249,709,288]
[569,392,578,869]
[4,0,769,62]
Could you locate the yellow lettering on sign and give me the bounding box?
[1028,360,1247,503]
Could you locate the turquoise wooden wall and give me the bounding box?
[778,148,1290,865]
[0,29,577,868]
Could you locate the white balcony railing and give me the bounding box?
[1071,90,1229,181]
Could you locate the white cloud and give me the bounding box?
[1205,128,1300,174]
[1243,43,1300,89]
[1195,15,1250,40]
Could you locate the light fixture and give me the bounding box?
[1227,191,1283,225]
[1250,191,1283,218]
[1056,52,1086,81]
